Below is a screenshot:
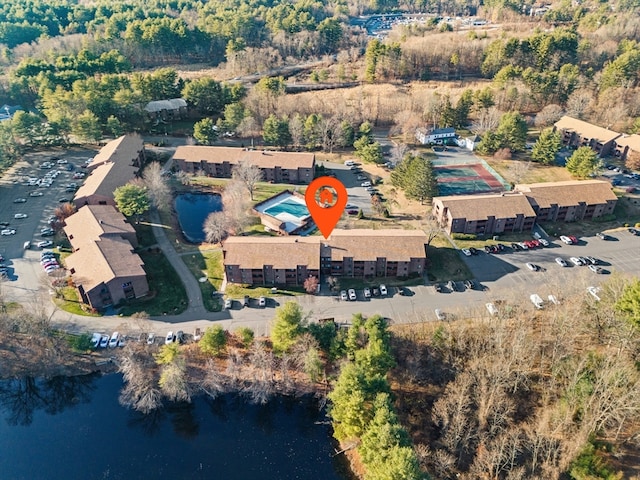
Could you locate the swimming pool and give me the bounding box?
[263,198,310,219]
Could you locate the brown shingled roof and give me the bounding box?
[66,237,146,292]
[514,180,617,209]
[173,146,315,170]
[223,236,321,269]
[327,229,428,261]
[554,116,620,144]
[434,193,537,222]
[614,134,640,153]
[64,205,135,249]
[88,135,143,170]
[73,161,138,201]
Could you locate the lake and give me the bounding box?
[174,193,223,243]
[0,374,351,480]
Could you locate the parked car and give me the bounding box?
[99,335,109,348]
[13,198,26,203]
[165,331,174,344]
[629,228,640,236]
[340,290,348,301]
[539,238,549,247]
[584,256,598,265]
[548,295,560,305]
[360,181,372,187]
[560,235,574,245]
[37,240,53,248]
[469,247,479,255]
[348,289,357,301]
[379,284,387,296]
[1,229,16,235]
[588,265,604,274]
[41,229,55,237]
[447,280,456,291]
[434,309,446,321]
[570,257,584,266]
[117,336,126,347]
[29,191,43,197]
[530,294,544,309]
[372,287,380,296]
[176,331,184,343]
[363,288,371,298]
[194,328,202,341]
[258,296,266,307]
[525,263,539,271]
[461,248,471,256]
[511,242,521,250]
[14,213,27,219]
[464,279,474,290]
[555,257,568,267]
[587,286,601,301]
[596,232,610,240]
[109,332,119,348]
[91,333,101,348]
[434,283,443,293]
[486,303,498,316]
[147,333,155,345]
[243,295,250,307]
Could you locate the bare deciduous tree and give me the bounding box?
[534,104,564,128]
[203,211,229,244]
[389,143,408,167]
[118,345,163,414]
[201,359,228,399]
[142,162,171,211]
[471,106,500,134]
[508,161,532,185]
[232,159,263,201]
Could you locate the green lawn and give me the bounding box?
[224,284,306,299]
[55,286,102,317]
[426,237,474,282]
[119,249,188,316]
[181,249,224,312]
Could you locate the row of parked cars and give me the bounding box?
[224,295,267,309]
[40,250,61,275]
[340,285,388,301]
[92,331,125,348]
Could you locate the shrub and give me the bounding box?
[494,147,512,159]
[235,327,254,348]
[451,233,477,240]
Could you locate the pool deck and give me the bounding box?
[253,190,312,234]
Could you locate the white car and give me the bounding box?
[344,160,355,166]
[588,264,604,274]
[486,302,498,316]
[348,288,357,301]
[56,159,67,164]
[435,309,446,321]
[117,336,126,347]
[548,295,560,305]
[13,198,26,203]
[29,191,43,197]
[461,248,471,256]
[364,288,371,298]
[379,284,387,296]
[91,333,101,348]
[560,235,573,245]
[109,332,119,348]
[1,229,16,235]
[165,331,174,344]
[570,257,584,266]
[360,181,372,187]
[14,213,27,219]
[530,294,544,309]
[525,262,539,271]
[147,333,155,345]
[539,238,549,247]
[99,334,109,348]
[37,240,53,248]
[340,290,348,301]
[258,296,266,307]
[555,257,568,267]
[587,286,601,301]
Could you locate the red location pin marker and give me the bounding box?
[305,176,348,239]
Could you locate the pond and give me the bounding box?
[0,374,352,480]
[174,193,222,243]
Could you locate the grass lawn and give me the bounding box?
[181,249,224,312]
[134,221,157,248]
[224,284,306,299]
[426,237,474,282]
[119,249,188,316]
[55,286,102,317]
[188,176,306,204]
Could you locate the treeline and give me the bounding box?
[328,314,427,480]
[391,274,640,479]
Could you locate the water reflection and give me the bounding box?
[0,374,97,426]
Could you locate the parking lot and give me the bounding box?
[326,161,382,214]
[0,148,93,272]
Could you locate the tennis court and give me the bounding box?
[435,162,509,196]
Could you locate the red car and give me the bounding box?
[347,209,359,215]
[569,235,578,244]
